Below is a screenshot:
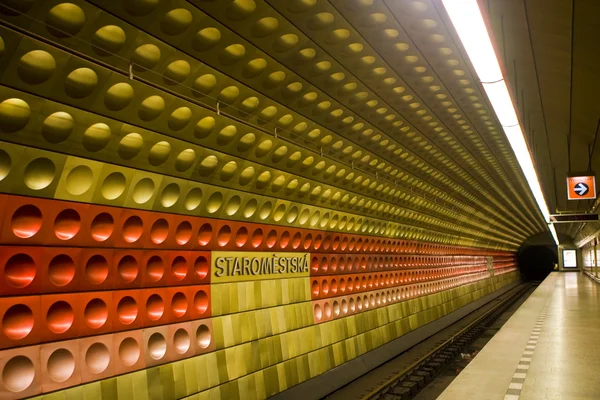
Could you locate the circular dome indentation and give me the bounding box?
[160,183,180,208]
[65,68,98,98]
[225,195,241,216]
[54,208,81,240]
[85,342,110,374]
[243,58,267,79]
[104,82,133,111]
[4,254,35,288]
[220,161,238,181]
[194,290,209,314]
[117,255,138,284]
[195,257,209,279]
[227,0,256,20]
[85,255,108,285]
[255,139,273,157]
[118,132,143,159]
[161,8,192,35]
[308,12,334,30]
[252,17,279,38]
[118,337,140,366]
[122,215,143,243]
[46,300,74,334]
[237,133,256,152]
[258,201,272,220]
[198,155,218,176]
[326,29,350,45]
[217,125,238,145]
[47,348,75,383]
[197,223,212,246]
[48,254,75,287]
[92,25,126,55]
[132,44,161,70]
[206,191,223,214]
[168,107,192,131]
[3,304,34,340]
[42,111,74,143]
[90,213,114,242]
[164,60,191,83]
[241,97,260,113]
[83,123,111,152]
[171,258,187,281]
[175,149,196,172]
[46,3,86,37]
[171,290,188,317]
[84,298,108,329]
[117,296,138,325]
[184,187,202,211]
[194,116,216,138]
[243,198,258,218]
[146,255,165,282]
[18,50,56,84]
[24,158,55,190]
[101,172,126,200]
[145,294,164,321]
[3,356,34,393]
[274,33,298,52]
[193,28,221,51]
[173,328,190,354]
[150,218,169,244]
[11,204,42,239]
[218,86,240,103]
[132,178,155,204]
[148,141,171,166]
[0,98,30,133]
[148,332,167,360]
[196,324,211,348]
[220,44,246,65]
[138,95,165,121]
[175,221,192,245]
[65,165,93,196]
[235,226,248,247]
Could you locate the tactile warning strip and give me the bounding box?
[503,307,549,400]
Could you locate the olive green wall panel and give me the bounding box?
[29,271,517,400]
[1,138,503,246]
[0,19,524,247]
[0,80,509,245]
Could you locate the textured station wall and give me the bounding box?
[0,1,520,399]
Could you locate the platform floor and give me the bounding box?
[438,272,600,400]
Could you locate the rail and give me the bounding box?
[360,282,534,399]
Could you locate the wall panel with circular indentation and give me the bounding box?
[0,1,529,399]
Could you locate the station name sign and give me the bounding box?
[211,252,310,282]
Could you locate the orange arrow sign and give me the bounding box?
[567,176,596,200]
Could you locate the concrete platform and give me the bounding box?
[438,272,600,400]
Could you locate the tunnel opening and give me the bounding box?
[517,245,557,281]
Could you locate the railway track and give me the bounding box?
[325,282,536,400]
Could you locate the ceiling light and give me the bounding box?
[441,0,552,235]
[441,0,503,82]
[503,124,550,222]
[549,223,560,245]
[482,81,519,126]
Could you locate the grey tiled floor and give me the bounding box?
[438,272,600,400]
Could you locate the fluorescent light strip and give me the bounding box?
[482,81,519,127]
[549,223,560,245]
[441,0,556,244]
[441,0,503,82]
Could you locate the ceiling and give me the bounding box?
[484,0,600,242]
[0,0,564,250]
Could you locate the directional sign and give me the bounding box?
[567,176,596,200]
[574,182,589,196]
[550,214,599,223]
